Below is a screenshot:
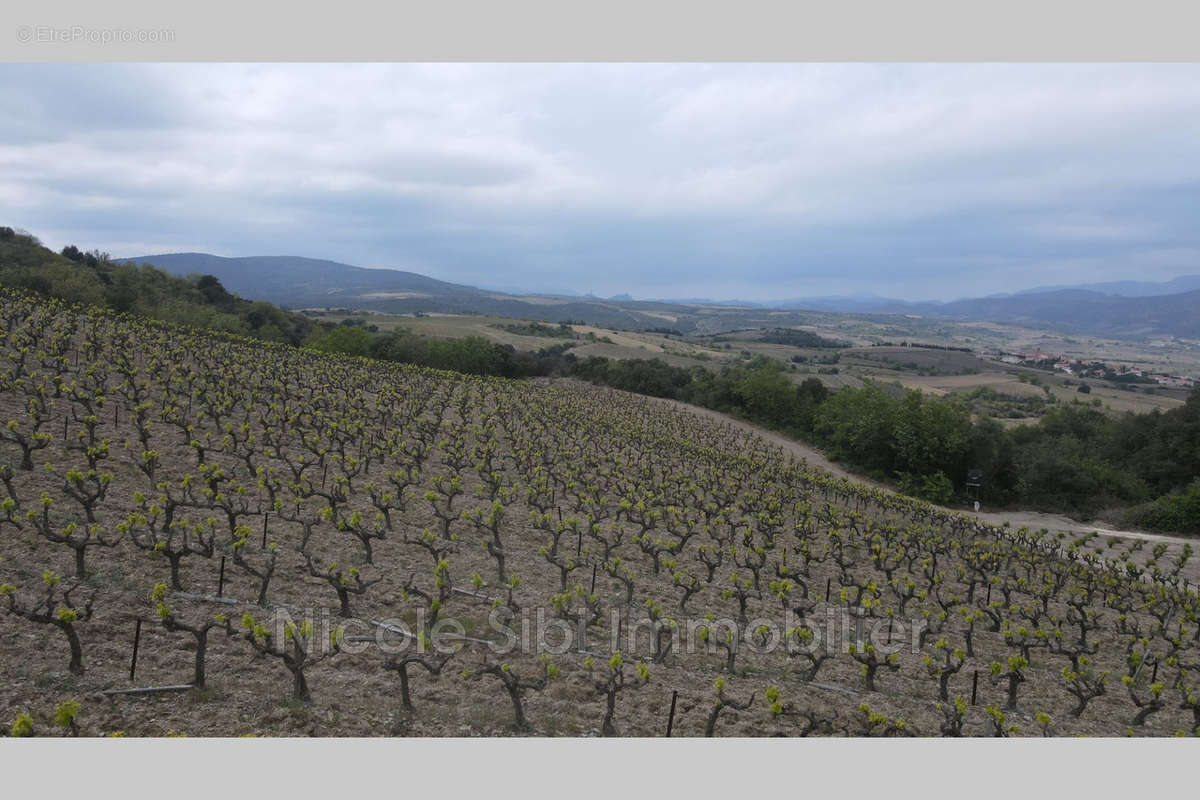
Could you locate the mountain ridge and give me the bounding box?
[119,250,1200,340]
[117,252,481,303]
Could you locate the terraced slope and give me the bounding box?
[0,288,1197,737]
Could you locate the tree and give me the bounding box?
[892,390,971,481]
[813,383,899,474]
[733,363,797,429]
[310,326,372,357]
[195,274,234,308]
[793,377,829,433]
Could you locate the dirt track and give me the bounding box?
[648,396,1199,578]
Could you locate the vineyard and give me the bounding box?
[1,286,1198,737]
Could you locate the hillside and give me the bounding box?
[934,289,1200,339]
[118,252,482,303]
[1,288,1198,737]
[1,228,321,346]
[122,251,736,331]
[123,250,1200,340]
[1013,274,1200,298]
[784,289,1200,339]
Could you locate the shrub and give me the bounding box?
[898,471,955,504]
[1122,479,1200,533]
[309,326,372,357]
[10,712,34,737]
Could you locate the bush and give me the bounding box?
[899,471,955,504]
[9,712,34,737]
[1122,480,1200,533]
[310,326,372,357]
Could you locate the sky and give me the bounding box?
[3,63,1200,302]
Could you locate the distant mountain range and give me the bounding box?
[773,295,923,313]
[1009,274,1200,298]
[930,288,1200,339]
[116,252,706,331]
[766,287,1200,339]
[119,252,1200,340]
[761,277,1200,338]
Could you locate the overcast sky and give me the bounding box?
[3,63,1200,301]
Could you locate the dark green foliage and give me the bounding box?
[965,418,1020,505]
[311,326,373,357]
[569,357,694,398]
[809,383,973,488]
[1005,397,1200,516]
[369,329,570,379]
[0,229,319,345]
[812,383,901,474]
[492,321,576,339]
[893,390,972,480]
[961,385,1051,419]
[755,328,845,348]
[898,471,955,504]
[1122,480,1200,533]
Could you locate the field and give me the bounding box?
[309,309,1192,424]
[307,310,734,368]
[713,336,1190,422]
[6,290,1199,737]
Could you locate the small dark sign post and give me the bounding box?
[966,468,984,507]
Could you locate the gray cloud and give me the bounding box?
[3,63,1200,301]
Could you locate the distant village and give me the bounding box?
[986,348,1195,389]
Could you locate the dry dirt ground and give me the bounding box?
[1,325,1195,739]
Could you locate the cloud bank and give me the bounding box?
[3,63,1199,300]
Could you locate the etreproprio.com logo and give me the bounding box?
[15,25,176,44]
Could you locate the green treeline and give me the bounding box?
[753,328,846,348]
[583,356,1198,529]
[306,324,574,378]
[0,228,319,345]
